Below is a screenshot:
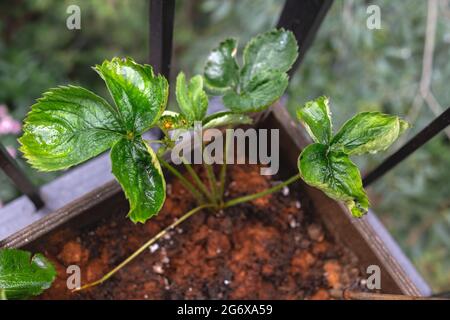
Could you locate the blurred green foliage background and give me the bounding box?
[0,0,448,292]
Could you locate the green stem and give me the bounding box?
[204,162,218,201]
[223,173,301,208]
[181,156,216,204]
[219,129,231,204]
[158,156,205,204]
[73,204,215,292]
[218,164,227,205]
[202,140,219,202]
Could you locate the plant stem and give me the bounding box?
[218,164,227,205]
[204,162,218,201]
[158,156,205,204]
[202,140,219,202]
[181,156,216,204]
[73,204,215,292]
[218,129,231,205]
[223,173,301,208]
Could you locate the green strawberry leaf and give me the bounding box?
[202,111,253,129]
[175,72,208,122]
[298,143,369,218]
[111,138,166,223]
[331,112,409,155]
[240,28,298,87]
[95,57,168,134]
[19,58,171,223]
[223,71,288,112]
[0,249,56,299]
[297,96,332,145]
[19,85,123,171]
[204,29,297,113]
[204,38,239,93]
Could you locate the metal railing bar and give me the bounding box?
[149,0,175,81]
[363,107,450,187]
[277,0,334,76]
[0,142,44,209]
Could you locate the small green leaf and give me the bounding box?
[188,76,208,120]
[204,38,239,93]
[19,86,123,171]
[175,72,208,122]
[95,57,168,134]
[298,143,369,218]
[111,138,166,223]
[331,112,409,155]
[223,71,288,113]
[157,111,189,131]
[297,96,332,145]
[240,29,298,87]
[0,249,56,299]
[202,111,253,129]
[204,29,298,113]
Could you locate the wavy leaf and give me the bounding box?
[95,57,168,134]
[240,29,298,87]
[19,86,123,171]
[223,71,288,113]
[298,143,369,217]
[331,111,409,155]
[176,72,208,122]
[297,96,332,145]
[204,29,297,113]
[111,138,166,223]
[204,38,239,93]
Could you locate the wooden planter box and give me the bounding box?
[0,105,430,297]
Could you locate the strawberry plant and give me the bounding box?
[297,96,409,217]
[0,29,408,298]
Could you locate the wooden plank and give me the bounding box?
[0,153,113,240]
[0,180,123,249]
